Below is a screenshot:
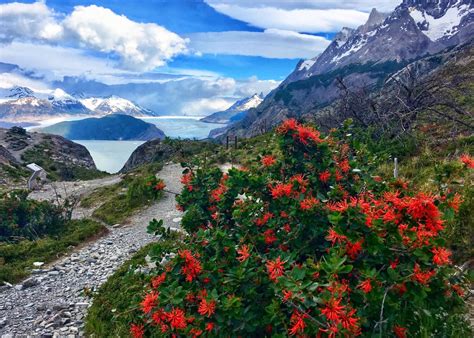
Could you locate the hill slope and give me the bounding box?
[224,0,473,138]
[39,115,166,141]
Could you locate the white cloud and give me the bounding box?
[187,29,331,59]
[234,76,280,97]
[62,5,188,70]
[0,1,63,42]
[183,97,234,116]
[0,1,188,71]
[205,0,400,12]
[205,4,371,32]
[0,41,130,84]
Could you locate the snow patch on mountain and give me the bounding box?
[409,2,472,41]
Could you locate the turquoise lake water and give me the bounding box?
[73,117,224,173]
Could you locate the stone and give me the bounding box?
[33,262,44,267]
[22,278,39,289]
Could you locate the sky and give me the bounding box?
[0,0,401,116]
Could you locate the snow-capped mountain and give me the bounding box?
[223,0,473,138]
[201,93,264,124]
[0,86,158,122]
[80,96,159,117]
[287,0,472,83]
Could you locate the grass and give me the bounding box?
[0,219,107,284]
[81,164,165,225]
[85,232,184,336]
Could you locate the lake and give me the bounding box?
[72,116,224,173]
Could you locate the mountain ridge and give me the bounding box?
[222,0,473,139]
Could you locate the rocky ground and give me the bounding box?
[0,163,183,337]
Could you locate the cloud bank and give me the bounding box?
[0,1,188,71]
[187,29,331,59]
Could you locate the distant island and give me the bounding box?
[38,114,166,141]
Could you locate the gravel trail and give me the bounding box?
[0,163,183,337]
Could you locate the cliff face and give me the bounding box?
[0,127,101,187]
[223,0,473,139]
[120,139,176,173]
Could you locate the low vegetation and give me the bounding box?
[81,166,166,225]
[85,232,185,336]
[21,142,108,181]
[86,120,472,337]
[0,190,107,283]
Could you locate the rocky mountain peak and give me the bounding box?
[359,8,389,33]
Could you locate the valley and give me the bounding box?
[0,0,472,336]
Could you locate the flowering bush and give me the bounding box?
[133,120,470,337]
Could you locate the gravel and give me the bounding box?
[0,163,183,337]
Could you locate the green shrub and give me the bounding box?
[0,219,105,283]
[129,119,470,337]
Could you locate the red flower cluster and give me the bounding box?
[431,247,451,265]
[266,256,285,281]
[270,182,294,199]
[288,310,308,336]
[141,291,159,314]
[153,181,166,191]
[236,244,250,262]
[198,298,216,317]
[179,250,202,282]
[460,154,474,168]
[413,263,436,285]
[300,196,319,210]
[261,155,276,167]
[130,324,144,338]
[276,118,322,145]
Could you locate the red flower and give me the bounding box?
[179,250,202,282]
[288,310,308,336]
[270,182,293,199]
[261,155,276,167]
[141,292,159,314]
[190,328,203,337]
[283,223,291,233]
[393,325,407,338]
[264,229,277,245]
[282,289,293,302]
[448,193,463,212]
[325,228,347,245]
[413,263,435,285]
[154,181,166,191]
[255,212,273,226]
[321,297,345,321]
[326,200,349,212]
[166,308,187,330]
[390,258,399,269]
[300,196,319,210]
[319,170,331,183]
[338,159,350,173]
[210,184,227,202]
[460,154,474,168]
[266,256,285,281]
[276,118,298,134]
[130,324,144,338]
[345,239,363,259]
[181,172,193,185]
[151,272,166,288]
[205,322,215,332]
[296,125,322,145]
[358,279,372,293]
[340,308,360,335]
[431,247,451,266]
[236,245,250,262]
[198,299,216,317]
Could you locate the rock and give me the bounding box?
[112,224,121,228]
[22,277,39,289]
[145,255,157,269]
[0,317,8,328]
[33,262,44,267]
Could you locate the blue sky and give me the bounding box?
[0,0,400,115]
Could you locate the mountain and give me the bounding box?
[0,126,100,188]
[0,87,93,122]
[201,93,264,124]
[0,87,159,122]
[80,96,159,117]
[38,114,165,141]
[224,0,473,138]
